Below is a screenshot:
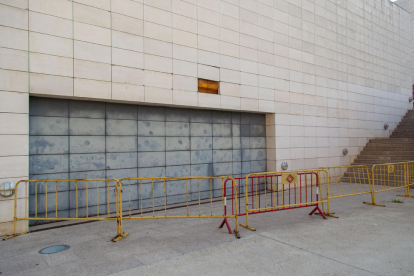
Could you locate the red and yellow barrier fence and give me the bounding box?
[238,169,329,231]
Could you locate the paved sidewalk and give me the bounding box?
[1,189,414,275]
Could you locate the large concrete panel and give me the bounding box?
[106,103,137,120]
[29,136,68,154]
[29,97,68,117]
[70,136,105,153]
[69,118,105,135]
[69,100,105,118]
[138,121,165,136]
[29,116,68,135]
[138,136,165,152]
[106,119,138,136]
[166,137,190,151]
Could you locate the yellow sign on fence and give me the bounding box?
[388,165,395,173]
[282,173,298,184]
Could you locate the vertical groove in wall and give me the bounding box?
[110,0,112,100]
[164,107,167,204]
[27,0,30,182]
[188,108,191,195]
[104,102,107,208]
[68,100,71,217]
[72,0,74,97]
[136,103,139,209]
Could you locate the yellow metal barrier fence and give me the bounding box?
[4,179,123,241]
[117,176,240,240]
[240,169,329,231]
[365,162,408,207]
[319,165,373,218]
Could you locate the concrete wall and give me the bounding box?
[0,0,412,235]
[28,97,266,221]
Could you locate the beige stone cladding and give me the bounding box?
[0,0,412,235]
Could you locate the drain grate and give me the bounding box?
[38,245,70,254]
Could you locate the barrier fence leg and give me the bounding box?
[240,212,256,231]
[397,164,414,198]
[3,218,25,241]
[397,186,414,198]
[218,218,232,234]
[233,181,240,239]
[234,215,240,239]
[363,192,385,207]
[3,187,27,241]
[363,169,385,207]
[318,202,338,218]
[314,172,337,218]
[240,179,256,231]
[319,174,337,218]
[309,205,327,219]
[112,183,129,242]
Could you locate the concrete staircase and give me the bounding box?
[342,110,414,186]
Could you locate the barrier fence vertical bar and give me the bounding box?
[164,179,167,218]
[233,178,240,238]
[140,180,143,217]
[240,174,255,231]
[97,180,99,218]
[35,181,37,218]
[86,181,88,218]
[45,182,48,218]
[186,179,189,216]
[320,170,337,218]
[13,181,19,236]
[55,181,58,218]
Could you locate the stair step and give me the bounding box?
[391,130,414,133]
[355,155,414,160]
[365,144,414,150]
[352,160,411,165]
[395,123,414,126]
[369,138,414,143]
[360,150,414,155]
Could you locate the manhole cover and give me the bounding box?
[38,245,70,254]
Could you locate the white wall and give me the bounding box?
[0,0,412,235]
[394,0,414,85]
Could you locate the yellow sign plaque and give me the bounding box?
[282,173,298,185]
[388,165,395,174]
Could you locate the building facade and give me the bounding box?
[0,0,412,235]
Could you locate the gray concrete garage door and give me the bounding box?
[29,97,266,223]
